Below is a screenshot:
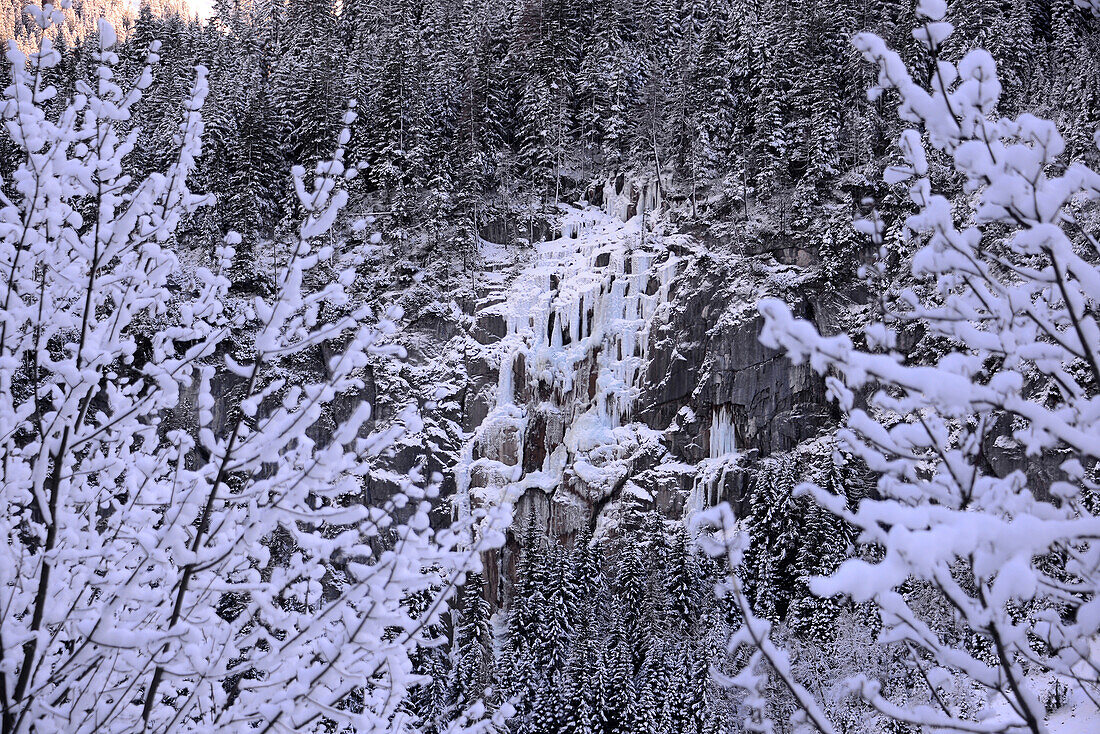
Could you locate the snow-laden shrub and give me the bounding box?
[0,7,508,733]
[701,1,1100,732]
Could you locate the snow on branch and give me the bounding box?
[745,7,1100,734]
[0,11,505,733]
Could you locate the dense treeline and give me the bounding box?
[418,514,730,734]
[9,0,1100,268]
[407,509,736,734]
[400,446,894,734]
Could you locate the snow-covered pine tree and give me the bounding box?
[124,5,194,177]
[574,0,636,169]
[682,0,735,181]
[596,617,635,734]
[614,533,650,675]
[500,519,542,725]
[198,0,284,247]
[452,572,496,716]
[562,635,600,734]
[633,0,678,176]
[788,454,850,640]
[570,521,602,619]
[664,522,696,634]
[451,0,509,249]
[743,458,776,617]
[743,454,800,621]
[538,540,574,679]
[273,0,342,171]
[404,586,456,734]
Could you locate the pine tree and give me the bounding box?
[506,0,578,200]
[452,572,495,714]
[596,617,634,734]
[631,652,664,734]
[683,0,735,178]
[684,642,713,734]
[274,0,342,170]
[538,540,574,677]
[634,0,679,173]
[126,8,194,178]
[571,522,602,617]
[562,637,600,734]
[452,0,510,248]
[664,523,694,634]
[575,0,637,168]
[614,538,648,675]
[660,640,693,734]
[748,3,798,200]
[503,521,547,730]
[403,587,455,734]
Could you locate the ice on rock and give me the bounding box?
[681,407,742,518]
[497,350,516,407]
[455,199,684,531]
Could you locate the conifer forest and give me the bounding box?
[3,0,1100,731]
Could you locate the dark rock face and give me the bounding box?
[695,309,830,457]
[464,353,496,431]
[473,311,507,344]
[479,216,557,245]
[640,254,830,462]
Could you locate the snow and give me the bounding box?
[1049,703,1100,733]
[754,15,1100,734]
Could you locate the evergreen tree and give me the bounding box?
[452,572,495,714]
[404,587,456,734]
[575,0,638,168]
[614,537,648,675]
[275,0,342,169]
[664,523,694,634]
[596,617,634,734]
[562,638,600,734]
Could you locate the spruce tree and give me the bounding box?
[665,523,695,634]
[452,572,495,714]
[274,0,342,170]
[596,618,634,734]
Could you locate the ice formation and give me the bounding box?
[457,188,684,536]
[709,405,737,459]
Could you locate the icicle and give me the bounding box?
[710,406,737,458]
[455,203,691,540]
[498,351,515,407]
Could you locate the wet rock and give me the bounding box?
[523,412,548,473]
[512,352,529,403]
[410,312,459,343]
[478,421,521,466]
[469,463,491,489]
[463,353,495,431]
[478,218,512,245]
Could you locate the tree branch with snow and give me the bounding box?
[730,0,1100,731]
[0,7,508,733]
